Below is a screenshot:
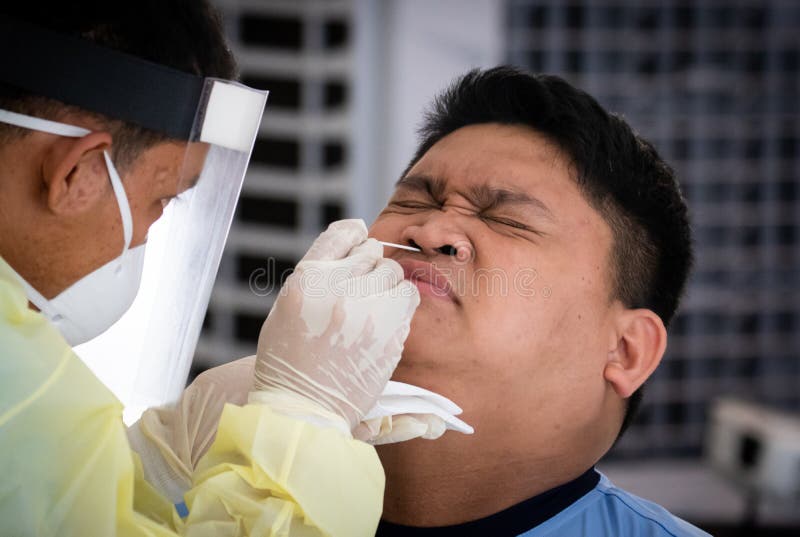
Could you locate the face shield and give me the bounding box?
[77,80,266,423]
[0,17,268,422]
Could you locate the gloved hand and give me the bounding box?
[130,365,474,502]
[354,381,475,445]
[251,219,420,433]
[127,355,256,504]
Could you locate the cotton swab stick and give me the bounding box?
[378,241,421,252]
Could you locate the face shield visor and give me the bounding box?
[77,80,266,423]
[0,17,268,422]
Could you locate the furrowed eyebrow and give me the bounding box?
[395,174,555,222]
[395,174,447,199]
[468,183,555,221]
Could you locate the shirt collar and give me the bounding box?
[376,467,600,537]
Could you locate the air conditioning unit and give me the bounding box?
[707,397,800,499]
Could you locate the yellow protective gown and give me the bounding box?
[0,256,384,537]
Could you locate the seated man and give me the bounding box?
[368,67,707,536]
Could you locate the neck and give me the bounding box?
[377,431,596,527]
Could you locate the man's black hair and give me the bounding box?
[0,1,237,170]
[406,66,694,438]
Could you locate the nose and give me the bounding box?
[400,213,474,262]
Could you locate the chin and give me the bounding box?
[390,360,435,389]
[390,359,424,383]
[392,359,462,401]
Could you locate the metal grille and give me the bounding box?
[196,0,355,372]
[507,0,800,459]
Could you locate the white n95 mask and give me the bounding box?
[0,109,146,346]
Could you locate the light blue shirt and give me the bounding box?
[518,473,711,536]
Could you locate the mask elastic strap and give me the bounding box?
[17,278,60,321]
[0,109,89,137]
[103,151,133,252]
[0,258,60,321]
[0,108,134,254]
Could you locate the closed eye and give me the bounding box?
[483,215,543,235]
[389,200,438,210]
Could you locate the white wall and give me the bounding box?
[351,0,504,223]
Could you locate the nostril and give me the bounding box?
[455,245,472,262]
[437,245,458,256]
[409,239,423,251]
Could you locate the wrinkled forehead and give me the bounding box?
[397,128,577,217]
[404,124,572,194]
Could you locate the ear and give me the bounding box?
[41,132,113,216]
[604,308,667,398]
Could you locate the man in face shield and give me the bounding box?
[0,3,436,536]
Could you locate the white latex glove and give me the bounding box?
[252,219,420,433]
[127,356,256,504]
[354,381,475,445]
[130,362,473,502]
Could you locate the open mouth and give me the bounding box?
[396,258,459,303]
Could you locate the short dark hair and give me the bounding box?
[406,66,693,436]
[0,1,237,171]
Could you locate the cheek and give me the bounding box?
[366,218,388,237]
[402,304,460,358]
[367,213,405,239]
[478,299,609,431]
[464,290,544,365]
[128,198,165,244]
[533,299,611,412]
[465,270,606,379]
[146,202,165,229]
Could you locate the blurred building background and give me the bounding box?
[203,1,799,534]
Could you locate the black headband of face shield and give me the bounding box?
[0,15,205,139]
